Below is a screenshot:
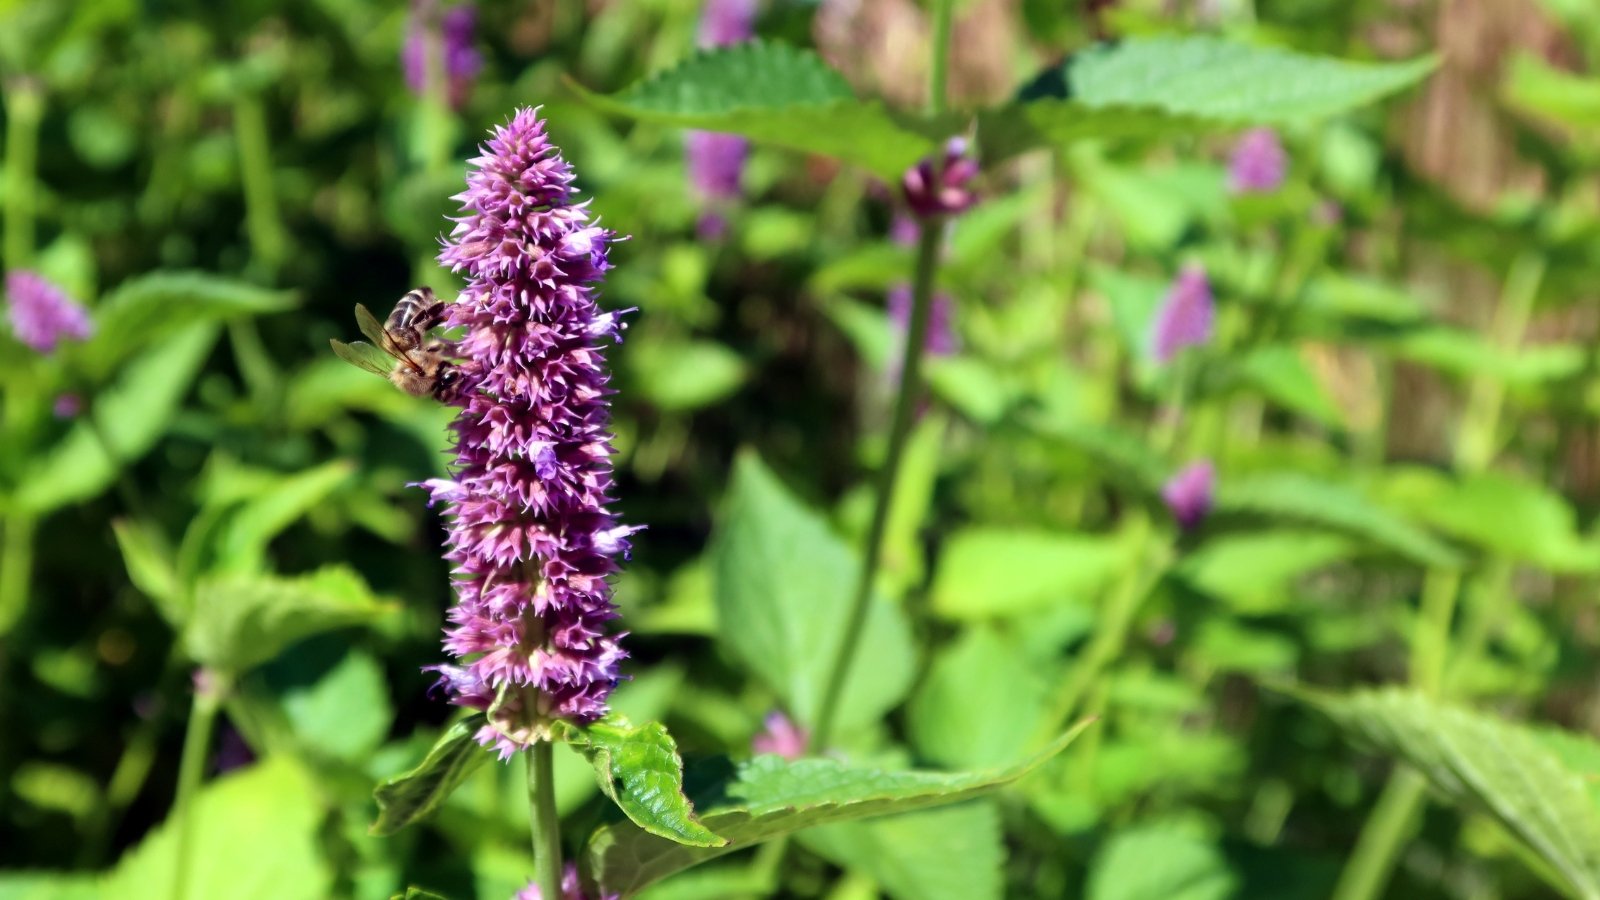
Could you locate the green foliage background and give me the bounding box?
[2,0,1600,898]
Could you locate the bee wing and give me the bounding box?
[353,304,390,346]
[329,339,395,377]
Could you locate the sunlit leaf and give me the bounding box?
[372,720,493,836]
[184,565,393,676]
[558,715,725,847]
[799,803,1004,900]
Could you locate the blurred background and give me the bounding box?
[2,0,1600,898]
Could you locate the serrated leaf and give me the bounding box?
[1307,688,1600,898]
[558,715,725,848]
[183,565,392,676]
[15,324,217,514]
[569,42,945,180]
[799,803,1004,900]
[586,723,1092,896]
[710,453,916,733]
[983,38,1434,160]
[372,720,493,836]
[80,271,295,378]
[1217,472,1461,568]
[930,527,1130,621]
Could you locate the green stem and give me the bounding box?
[4,80,42,270]
[232,93,288,277]
[0,514,36,637]
[1331,770,1429,900]
[1332,252,1545,900]
[810,223,942,753]
[928,0,955,116]
[528,742,563,900]
[172,674,223,900]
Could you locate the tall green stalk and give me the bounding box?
[811,222,943,752]
[171,673,223,900]
[233,92,288,277]
[4,80,42,273]
[528,742,564,900]
[1331,252,1546,900]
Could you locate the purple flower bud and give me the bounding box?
[429,108,633,756]
[752,711,808,759]
[52,393,82,419]
[1149,264,1213,364]
[902,137,979,220]
[1162,461,1215,530]
[403,1,481,111]
[889,213,919,248]
[685,130,747,203]
[515,863,618,900]
[1227,128,1287,194]
[5,270,92,354]
[888,285,959,357]
[696,0,758,48]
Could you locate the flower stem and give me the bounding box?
[232,92,288,278]
[171,675,222,900]
[3,79,42,270]
[1332,252,1545,900]
[0,514,36,637]
[528,741,563,900]
[811,222,942,753]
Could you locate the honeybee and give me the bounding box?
[330,287,464,402]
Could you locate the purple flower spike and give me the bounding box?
[5,270,92,354]
[696,0,758,48]
[752,711,808,760]
[902,137,979,220]
[403,1,481,110]
[888,285,959,357]
[515,863,618,900]
[1150,264,1214,364]
[1163,461,1216,531]
[1227,128,1287,194]
[428,108,636,756]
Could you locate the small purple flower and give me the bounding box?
[684,1,758,239]
[5,270,92,354]
[1227,128,1287,194]
[696,0,758,48]
[515,863,617,900]
[889,213,919,248]
[752,711,808,759]
[902,137,979,219]
[1163,461,1215,530]
[52,393,82,419]
[403,1,482,110]
[426,108,636,757]
[1150,264,1213,364]
[888,285,959,357]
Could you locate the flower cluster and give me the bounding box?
[403,0,482,110]
[685,0,758,239]
[1227,128,1287,194]
[888,284,959,358]
[751,710,808,759]
[423,108,635,756]
[1150,264,1214,364]
[902,137,979,219]
[515,864,618,900]
[4,270,92,354]
[1163,461,1216,530]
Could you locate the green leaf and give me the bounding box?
[1306,688,1600,898]
[1383,469,1599,572]
[80,271,295,378]
[930,527,1129,620]
[908,627,1051,769]
[280,650,393,762]
[209,460,356,573]
[1236,345,1344,428]
[100,759,330,899]
[183,565,392,676]
[983,38,1434,160]
[798,803,1004,900]
[1388,327,1585,385]
[390,889,452,900]
[1087,827,1237,900]
[1502,52,1600,131]
[557,715,725,848]
[372,720,494,836]
[110,518,183,624]
[0,873,99,899]
[15,324,218,514]
[586,723,1093,896]
[628,337,748,412]
[710,453,916,733]
[1177,530,1358,614]
[569,42,944,180]
[1217,472,1461,568]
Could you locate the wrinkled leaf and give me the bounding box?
[557,715,725,848]
[372,720,493,836]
